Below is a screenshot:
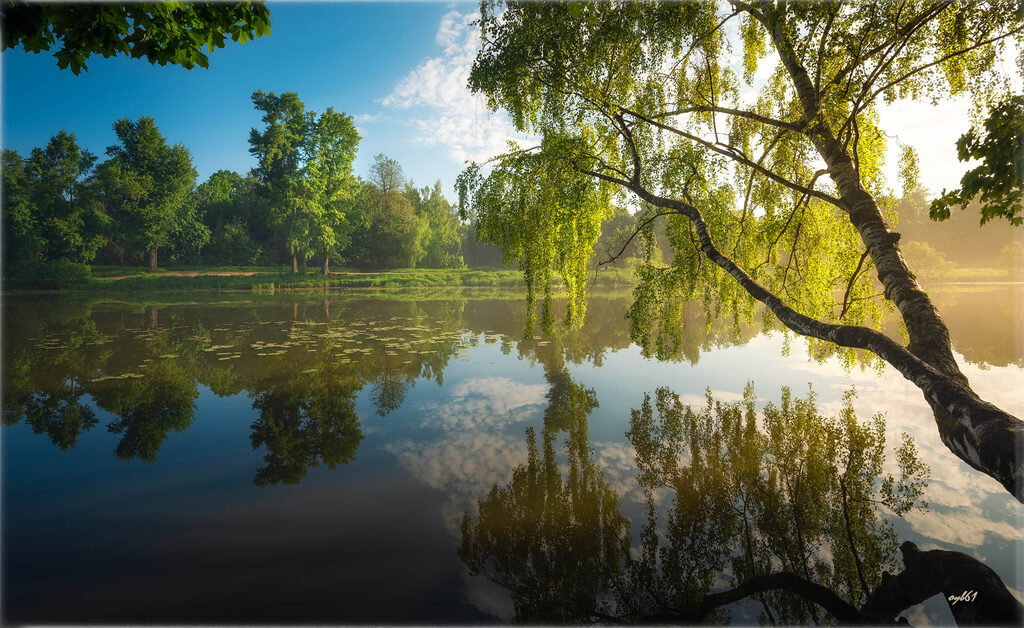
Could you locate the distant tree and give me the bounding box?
[357,154,425,269]
[97,116,197,271]
[1000,241,1024,280]
[0,2,271,75]
[899,241,956,279]
[167,191,211,265]
[302,107,360,275]
[249,90,312,272]
[369,153,404,196]
[23,131,106,264]
[196,170,271,265]
[417,181,465,268]
[461,220,507,269]
[1,149,44,274]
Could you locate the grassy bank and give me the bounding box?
[4,265,638,294]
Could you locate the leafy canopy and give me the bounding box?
[98,116,198,263]
[459,1,1022,346]
[930,95,1024,226]
[1,1,271,74]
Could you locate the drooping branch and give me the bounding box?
[652,105,803,132]
[824,1,954,92]
[596,210,678,268]
[696,572,865,623]
[618,105,846,210]
[838,248,872,320]
[575,158,1023,499]
[864,25,1024,105]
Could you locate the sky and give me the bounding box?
[1,2,527,200]
[0,2,1014,202]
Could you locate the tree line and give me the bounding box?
[1,90,504,285]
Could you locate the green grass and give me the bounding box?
[2,264,641,295]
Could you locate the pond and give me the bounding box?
[2,285,1022,624]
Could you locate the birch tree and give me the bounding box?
[458,1,1024,499]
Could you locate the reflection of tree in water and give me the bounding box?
[459,375,626,622]
[369,370,410,417]
[12,386,98,450]
[249,366,363,487]
[94,359,199,462]
[542,367,598,433]
[460,383,1024,624]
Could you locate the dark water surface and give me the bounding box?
[2,287,1022,624]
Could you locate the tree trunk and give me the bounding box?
[291,254,298,273]
[147,305,158,329]
[322,257,329,276]
[861,542,1024,625]
[148,248,157,272]
[756,3,1024,500]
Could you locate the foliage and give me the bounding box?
[2,149,45,274]
[97,116,198,270]
[249,91,360,273]
[416,181,466,269]
[1,132,108,281]
[349,155,425,269]
[0,2,271,74]
[24,131,106,263]
[457,0,1024,495]
[303,107,361,272]
[461,382,929,623]
[899,241,956,278]
[930,96,1024,226]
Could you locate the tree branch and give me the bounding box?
[866,25,1024,104]
[697,572,864,623]
[862,542,1024,624]
[654,104,804,132]
[839,249,871,320]
[577,163,1024,499]
[618,105,846,211]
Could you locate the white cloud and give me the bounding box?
[415,376,547,431]
[381,9,533,164]
[353,112,388,124]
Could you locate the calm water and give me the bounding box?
[2,286,1022,624]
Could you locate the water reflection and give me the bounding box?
[4,288,1022,482]
[249,370,362,487]
[461,384,937,623]
[2,287,1021,624]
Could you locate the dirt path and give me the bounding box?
[99,270,261,280]
[98,270,399,281]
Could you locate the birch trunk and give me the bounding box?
[750,4,1024,499]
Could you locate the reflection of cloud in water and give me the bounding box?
[767,339,1024,547]
[388,431,528,523]
[903,510,1021,546]
[675,389,758,407]
[414,377,547,431]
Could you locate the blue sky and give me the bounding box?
[1,2,524,200]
